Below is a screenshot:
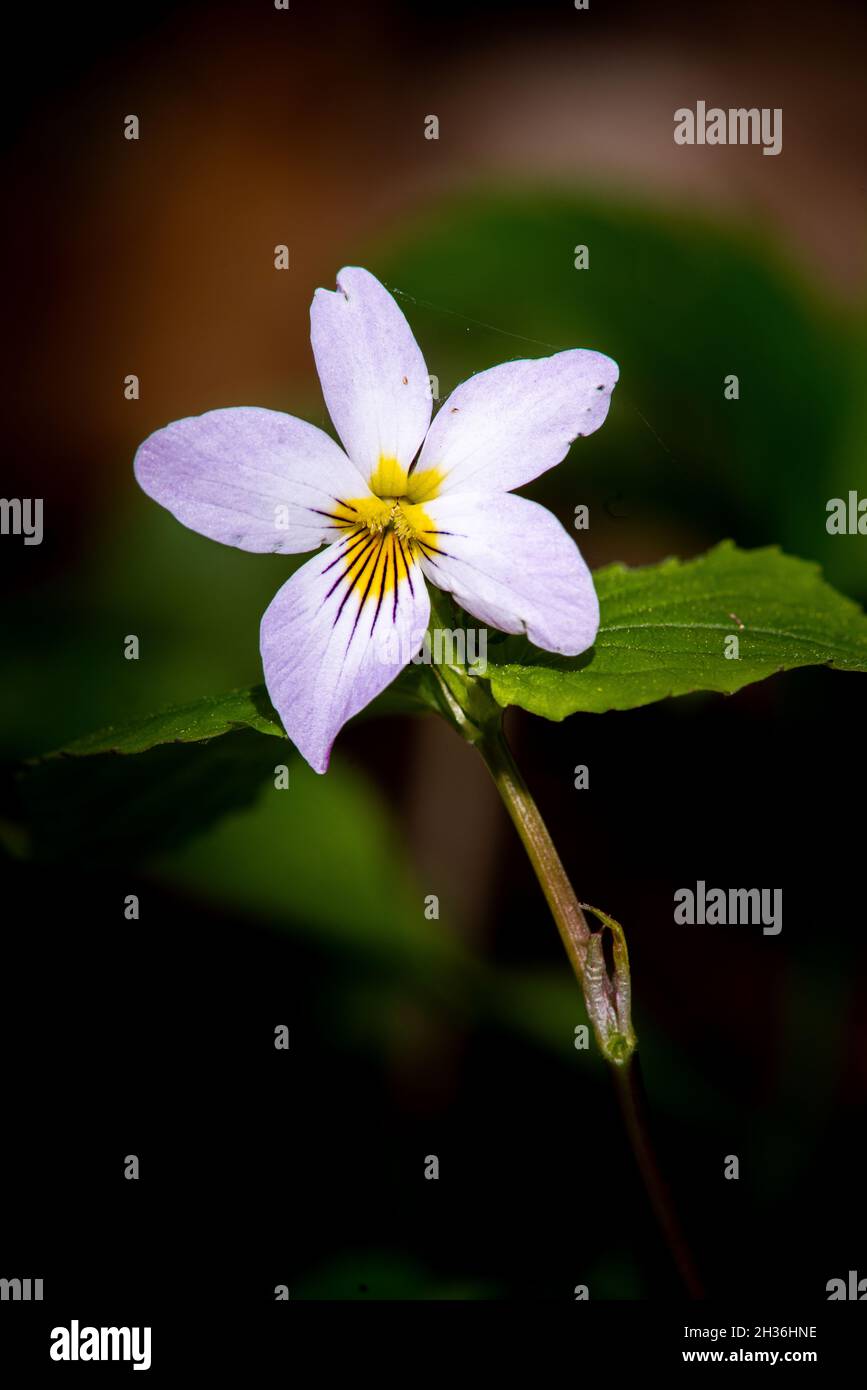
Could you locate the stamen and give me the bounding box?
[324,465,445,628]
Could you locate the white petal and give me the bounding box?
[411,349,618,497]
[419,491,599,655]
[134,406,370,554]
[261,530,430,773]
[310,266,432,481]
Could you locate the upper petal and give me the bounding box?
[261,528,430,773]
[310,267,432,481]
[418,491,599,656]
[411,349,619,497]
[134,406,371,554]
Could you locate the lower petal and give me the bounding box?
[261,531,430,772]
[418,491,599,656]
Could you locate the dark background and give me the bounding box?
[1,0,865,1324]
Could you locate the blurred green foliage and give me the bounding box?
[373,190,866,594]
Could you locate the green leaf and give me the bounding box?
[10,687,284,859]
[18,729,285,860]
[37,674,436,764]
[45,685,287,756]
[485,542,867,720]
[14,679,434,861]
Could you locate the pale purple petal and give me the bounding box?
[134,407,370,554]
[411,349,619,497]
[310,266,432,481]
[261,531,430,773]
[419,491,599,655]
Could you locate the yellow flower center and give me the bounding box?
[320,457,446,624]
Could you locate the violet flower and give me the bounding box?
[134,267,618,771]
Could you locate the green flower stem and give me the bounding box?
[424,597,701,1292]
[477,726,590,1001]
[475,724,634,1064]
[474,719,703,1299]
